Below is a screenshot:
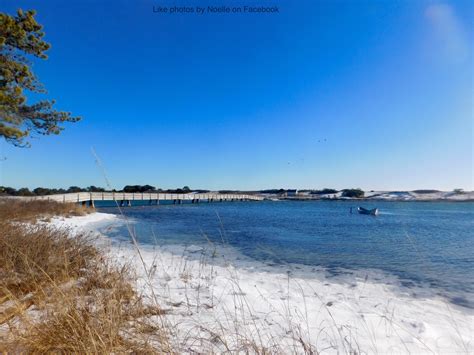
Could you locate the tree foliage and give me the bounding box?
[310,188,339,195]
[87,185,106,192]
[412,189,440,194]
[0,9,79,147]
[260,189,286,194]
[0,185,212,195]
[123,185,156,193]
[341,188,364,198]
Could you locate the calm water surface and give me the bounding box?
[98,201,474,307]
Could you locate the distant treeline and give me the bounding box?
[0,185,363,197]
[9,187,459,198]
[0,185,212,196]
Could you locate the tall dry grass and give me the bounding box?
[0,198,90,222]
[0,200,171,353]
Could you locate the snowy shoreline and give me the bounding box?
[50,212,474,354]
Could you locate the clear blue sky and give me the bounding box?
[1,0,472,191]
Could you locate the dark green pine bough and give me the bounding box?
[0,9,79,147]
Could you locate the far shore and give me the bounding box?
[278,196,474,202]
[267,190,474,202]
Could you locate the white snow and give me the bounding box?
[364,190,474,201]
[49,212,474,354]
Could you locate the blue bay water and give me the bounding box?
[97,200,474,307]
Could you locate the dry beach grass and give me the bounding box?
[0,200,171,353]
[0,198,89,222]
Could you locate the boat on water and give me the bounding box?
[357,207,379,216]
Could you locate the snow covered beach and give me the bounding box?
[50,212,474,354]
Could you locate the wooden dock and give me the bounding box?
[18,192,263,207]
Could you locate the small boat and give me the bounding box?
[358,207,378,216]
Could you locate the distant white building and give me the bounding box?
[286,189,298,197]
